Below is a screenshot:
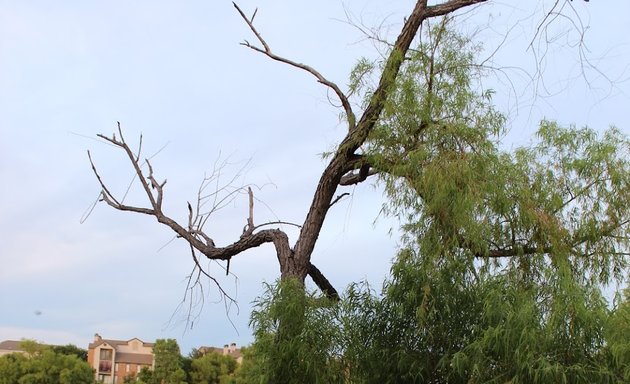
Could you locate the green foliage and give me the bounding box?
[231,347,258,384]
[245,279,345,384]
[340,249,487,383]
[19,340,48,358]
[137,366,154,384]
[0,341,94,384]
[244,257,624,383]
[0,353,27,384]
[152,339,187,384]
[607,289,630,382]
[50,344,88,361]
[242,16,630,384]
[190,351,237,384]
[360,19,630,291]
[349,16,628,383]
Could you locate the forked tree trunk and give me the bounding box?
[90,0,488,304]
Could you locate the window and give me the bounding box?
[99,360,112,373]
[100,349,113,360]
[99,349,113,373]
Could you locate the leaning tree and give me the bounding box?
[88,0,617,308]
[234,3,629,380]
[88,0,499,301]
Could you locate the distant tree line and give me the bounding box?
[132,339,240,384]
[0,340,93,384]
[0,339,244,384]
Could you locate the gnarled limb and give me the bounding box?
[89,125,284,261]
[307,263,339,300]
[90,124,342,299]
[339,167,378,186]
[425,0,486,18]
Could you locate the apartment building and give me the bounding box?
[87,333,154,384]
[197,342,243,364]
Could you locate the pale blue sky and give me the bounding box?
[1,1,628,354]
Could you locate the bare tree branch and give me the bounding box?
[241,186,255,238]
[90,130,281,260]
[233,2,357,130]
[252,220,302,232]
[308,262,340,300]
[189,243,237,304]
[329,193,350,208]
[425,0,487,19]
[91,127,343,301]
[340,168,378,186]
[477,245,554,259]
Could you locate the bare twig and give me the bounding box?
[329,193,350,208]
[242,186,255,238]
[252,221,302,232]
[340,168,378,186]
[233,2,357,130]
[87,150,122,207]
[189,243,237,304]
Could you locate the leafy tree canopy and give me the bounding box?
[190,351,238,384]
[50,344,88,361]
[0,341,94,384]
[151,339,187,384]
[238,16,630,384]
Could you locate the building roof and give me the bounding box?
[116,352,153,365]
[0,340,22,352]
[198,346,242,360]
[0,340,67,352]
[88,338,154,349]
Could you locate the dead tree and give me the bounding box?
[89,0,488,301]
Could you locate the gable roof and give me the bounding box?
[89,338,154,349]
[0,340,22,352]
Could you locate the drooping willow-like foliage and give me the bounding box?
[239,17,630,384]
